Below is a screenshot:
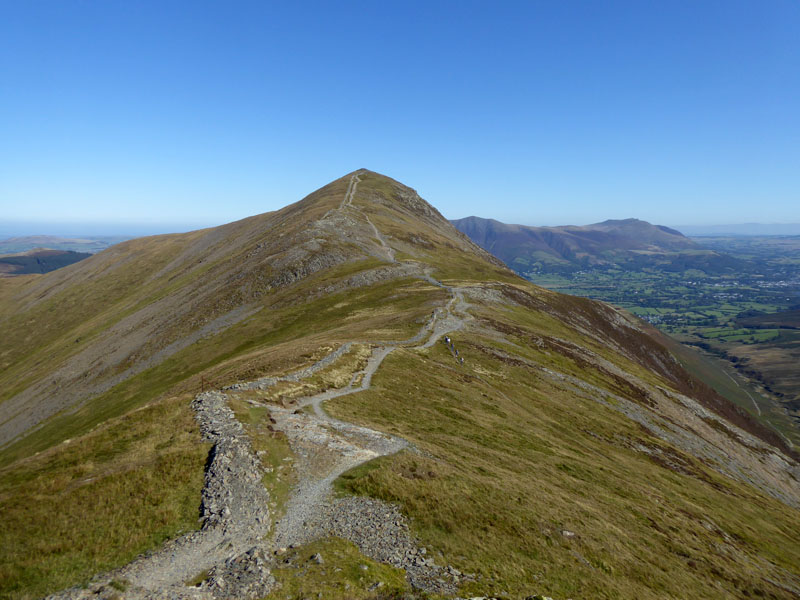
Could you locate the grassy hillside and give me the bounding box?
[0,394,207,599]
[329,282,800,599]
[1,170,797,598]
[462,218,800,456]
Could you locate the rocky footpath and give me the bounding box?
[258,277,478,595]
[48,174,481,599]
[49,288,476,599]
[191,391,273,541]
[202,547,274,600]
[48,391,274,600]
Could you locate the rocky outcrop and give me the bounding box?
[318,496,470,595]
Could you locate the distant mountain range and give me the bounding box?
[451,216,742,274]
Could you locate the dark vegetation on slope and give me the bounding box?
[0,249,92,275]
[737,308,800,329]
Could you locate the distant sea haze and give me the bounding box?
[0,221,215,239]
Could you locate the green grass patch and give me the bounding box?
[184,570,210,588]
[329,334,800,599]
[265,537,412,600]
[0,394,208,599]
[227,395,295,520]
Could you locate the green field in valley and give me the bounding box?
[524,236,800,447]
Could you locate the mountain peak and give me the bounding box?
[583,217,690,241]
[0,170,509,452]
[3,172,799,600]
[595,217,646,226]
[588,218,690,236]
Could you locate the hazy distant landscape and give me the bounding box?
[0,235,134,255]
[454,217,800,447]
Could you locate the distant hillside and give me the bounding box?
[0,248,92,276]
[0,235,132,255]
[452,216,742,274]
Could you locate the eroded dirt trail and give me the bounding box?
[252,274,472,595]
[50,173,473,599]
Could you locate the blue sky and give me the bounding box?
[1,0,798,234]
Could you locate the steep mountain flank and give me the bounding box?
[452,215,742,274]
[1,171,799,599]
[0,171,499,456]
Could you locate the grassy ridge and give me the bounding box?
[329,304,800,598]
[0,267,445,464]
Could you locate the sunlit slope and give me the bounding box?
[0,169,798,598]
[0,170,506,459]
[330,286,800,597]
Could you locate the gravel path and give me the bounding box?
[722,367,762,416]
[339,172,361,209]
[262,276,472,596]
[48,173,473,599]
[49,391,275,600]
[364,213,396,262]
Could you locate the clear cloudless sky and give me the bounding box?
[1,0,798,234]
